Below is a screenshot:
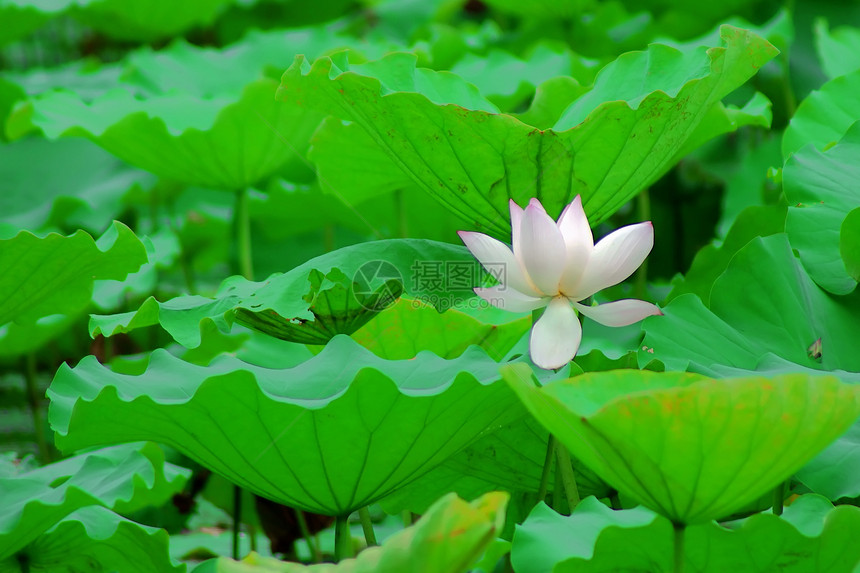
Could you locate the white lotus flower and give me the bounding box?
[458,196,661,370]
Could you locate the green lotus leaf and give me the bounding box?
[341,184,466,243]
[512,494,860,573]
[479,0,590,19]
[2,60,127,140]
[449,45,592,112]
[842,208,860,282]
[19,78,322,191]
[0,221,147,327]
[0,453,38,477]
[639,361,860,502]
[0,0,69,46]
[70,0,231,42]
[796,419,860,501]
[814,19,860,80]
[643,234,860,375]
[89,239,481,346]
[379,414,609,515]
[47,336,549,515]
[782,68,860,158]
[502,365,860,524]
[4,58,127,102]
[0,313,80,362]
[482,0,771,42]
[308,89,771,218]
[664,90,772,162]
[212,492,508,573]
[308,117,415,206]
[91,229,182,313]
[783,122,860,294]
[514,77,590,130]
[0,442,189,561]
[0,137,154,236]
[247,180,367,238]
[122,27,376,99]
[277,26,776,237]
[2,505,181,573]
[350,297,530,360]
[0,77,26,140]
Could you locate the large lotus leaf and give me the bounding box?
[483,0,766,36]
[663,90,773,163]
[782,68,860,158]
[0,221,147,326]
[4,59,128,103]
[123,27,379,99]
[502,365,860,525]
[512,494,860,573]
[843,208,860,282]
[0,137,154,235]
[0,314,79,360]
[0,442,189,560]
[702,355,860,503]
[814,19,860,80]
[782,122,860,294]
[19,78,323,191]
[479,0,592,19]
[70,0,230,42]
[0,0,69,46]
[212,492,508,573]
[379,413,609,515]
[449,45,592,111]
[47,336,549,515]
[308,90,771,214]
[253,176,465,246]
[89,239,481,346]
[308,117,416,205]
[91,228,181,313]
[350,297,529,360]
[340,183,467,243]
[277,26,776,237]
[0,77,26,140]
[642,234,860,375]
[246,180,367,238]
[1,505,181,573]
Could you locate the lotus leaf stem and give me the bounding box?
[673,522,686,573]
[295,509,322,563]
[537,434,556,505]
[232,485,242,560]
[24,353,50,464]
[335,514,354,561]
[234,188,254,281]
[358,506,378,546]
[554,442,580,514]
[773,480,785,516]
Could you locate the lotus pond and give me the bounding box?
[2,0,860,572]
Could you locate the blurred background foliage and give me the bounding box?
[2,0,860,565]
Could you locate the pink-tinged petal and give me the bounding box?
[557,196,593,296]
[573,299,662,327]
[572,221,654,299]
[458,231,541,297]
[510,199,525,255]
[474,286,546,313]
[530,296,582,369]
[519,198,566,295]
